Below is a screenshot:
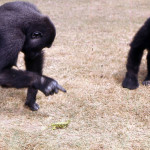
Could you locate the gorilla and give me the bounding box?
[0,1,66,111]
[122,18,150,90]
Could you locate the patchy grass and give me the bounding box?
[0,0,150,149]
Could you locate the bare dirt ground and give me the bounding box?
[0,0,150,149]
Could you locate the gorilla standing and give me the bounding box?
[122,18,150,90]
[0,1,66,111]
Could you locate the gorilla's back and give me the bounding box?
[0,1,41,28]
[0,1,40,14]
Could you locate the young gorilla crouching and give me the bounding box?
[122,18,150,89]
[0,1,66,111]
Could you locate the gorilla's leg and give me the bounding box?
[143,51,150,86]
[24,52,43,111]
[122,47,144,89]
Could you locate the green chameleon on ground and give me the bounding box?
[51,120,70,130]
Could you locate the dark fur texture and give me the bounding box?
[122,18,150,89]
[0,1,66,111]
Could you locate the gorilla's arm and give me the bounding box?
[24,52,43,111]
[0,68,66,96]
[122,18,150,89]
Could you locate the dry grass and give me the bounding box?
[0,0,150,149]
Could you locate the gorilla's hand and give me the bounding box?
[35,76,66,96]
[122,72,139,90]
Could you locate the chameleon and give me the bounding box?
[51,120,70,130]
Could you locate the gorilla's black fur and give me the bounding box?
[122,18,150,89]
[0,1,66,111]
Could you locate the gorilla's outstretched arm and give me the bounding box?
[0,68,66,97]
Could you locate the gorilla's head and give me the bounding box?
[22,16,56,58]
